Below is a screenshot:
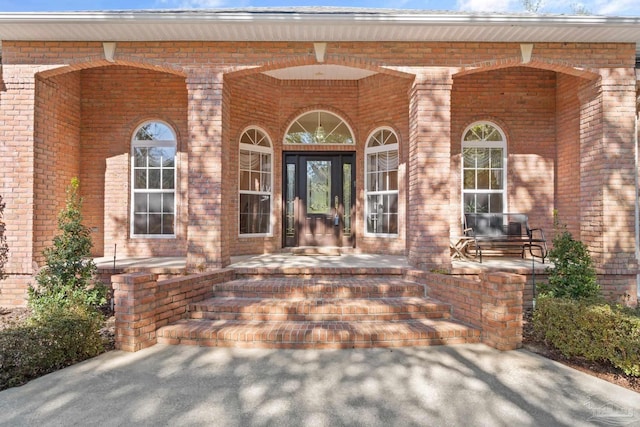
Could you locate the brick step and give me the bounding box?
[233,267,405,279]
[213,278,425,299]
[156,318,481,349]
[189,297,451,322]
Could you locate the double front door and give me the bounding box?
[284,153,355,247]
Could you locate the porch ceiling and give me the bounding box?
[264,64,377,80]
[0,8,639,55]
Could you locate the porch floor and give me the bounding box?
[94,253,549,275]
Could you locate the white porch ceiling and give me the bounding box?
[264,65,377,80]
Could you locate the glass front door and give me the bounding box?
[284,153,355,247]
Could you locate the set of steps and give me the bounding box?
[156,276,481,349]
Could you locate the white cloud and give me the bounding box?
[593,0,639,15]
[456,0,518,13]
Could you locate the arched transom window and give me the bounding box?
[365,128,399,236]
[284,110,354,145]
[462,122,507,214]
[131,121,177,237]
[239,127,273,235]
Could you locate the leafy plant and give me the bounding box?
[28,178,106,316]
[534,296,640,376]
[0,304,104,390]
[542,226,599,300]
[0,194,8,282]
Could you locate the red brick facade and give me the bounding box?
[1,39,638,306]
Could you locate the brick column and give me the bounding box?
[0,66,37,306]
[407,71,453,269]
[112,273,158,352]
[578,69,638,302]
[185,71,230,271]
[481,272,525,351]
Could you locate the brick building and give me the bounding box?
[1,8,639,306]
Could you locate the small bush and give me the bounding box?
[0,305,104,390]
[0,194,8,281]
[533,295,640,376]
[542,229,599,300]
[29,178,106,316]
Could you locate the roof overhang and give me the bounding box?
[0,8,639,48]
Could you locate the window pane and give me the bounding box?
[261,153,271,173]
[149,193,162,213]
[134,193,147,213]
[366,194,382,233]
[489,194,503,213]
[148,214,162,234]
[463,148,476,168]
[475,194,489,213]
[476,150,490,168]
[307,160,331,214]
[163,193,175,214]
[162,214,175,234]
[162,169,175,190]
[476,170,490,189]
[490,148,503,168]
[240,171,250,191]
[134,170,147,189]
[463,194,476,213]
[239,194,270,234]
[148,170,161,189]
[134,214,147,234]
[250,172,262,192]
[148,148,162,167]
[463,170,476,190]
[134,148,147,167]
[491,170,503,190]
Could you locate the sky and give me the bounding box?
[0,0,638,16]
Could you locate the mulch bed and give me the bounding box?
[1,306,638,392]
[522,308,640,393]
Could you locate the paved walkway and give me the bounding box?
[1,344,638,426]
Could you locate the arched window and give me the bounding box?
[284,110,354,145]
[239,127,273,235]
[131,121,177,237]
[365,128,399,235]
[462,122,507,213]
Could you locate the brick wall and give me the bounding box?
[407,269,525,350]
[33,72,81,265]
[555,74,583,238]
[112,269,234,351]
[79,66,188,258]
[0,67,37,306]
[451,67,557,238]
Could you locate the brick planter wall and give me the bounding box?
[407,269,525,350]
[112,269,234,352]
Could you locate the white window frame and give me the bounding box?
[239,127,273,237]
[283,110,355,145]
[461,121,508,215]
[130,120,177,238]
[364,127,399,237]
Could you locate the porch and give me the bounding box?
[100,253,542,352]
[95,252,549,277]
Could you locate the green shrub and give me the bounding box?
[29,178,106,317]
[0,194,8,281]
[542,229,599,300]
[533,295,640,376]
[0,305,104,390]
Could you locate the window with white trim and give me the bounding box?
[284,110,354,145]
[462,122,507,213]
[365,128,399,235]
[239,128,272,235]
[131,121,177,237]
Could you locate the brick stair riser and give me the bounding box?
[190,311,451,322]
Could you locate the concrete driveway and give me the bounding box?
[0,344,638,426]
